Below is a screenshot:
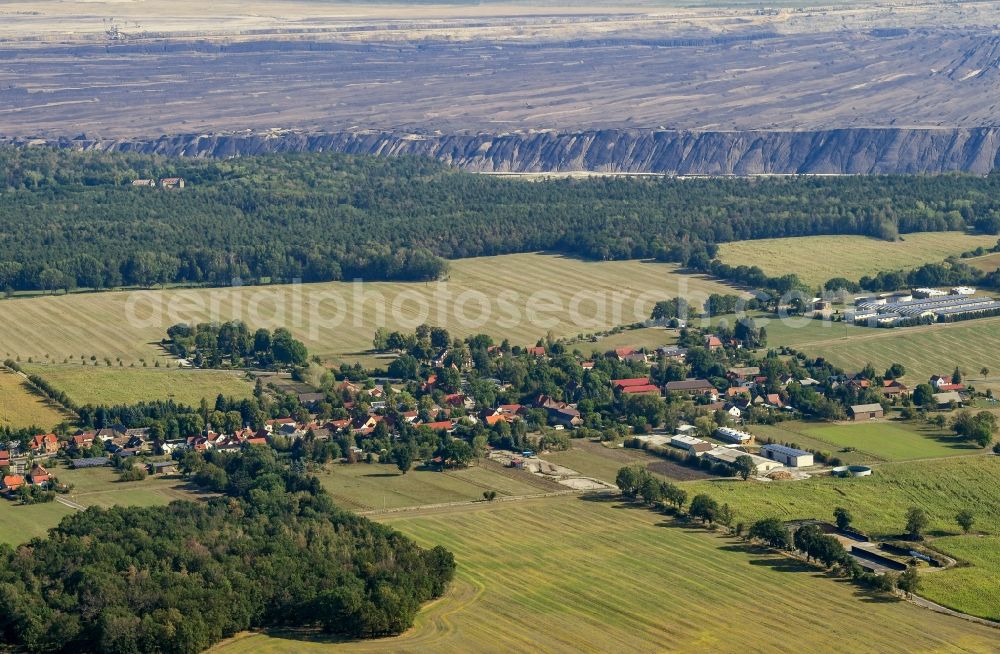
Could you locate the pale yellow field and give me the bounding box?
[0,369,73,429]
[0,254,740,366]
[717,232,999,288]
[211,496,1000,654]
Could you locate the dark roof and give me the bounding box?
[72,457,110,468]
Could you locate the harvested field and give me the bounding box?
[0,368,73,429]
[20,364,254,407]
[717,232,999,288]
[210,495,1000,653]
[0,254,739,366]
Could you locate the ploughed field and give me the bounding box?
[0,254,738,366]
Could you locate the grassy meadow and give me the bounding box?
[211,496,1000,654]
[717,232,999,288]
[0,254,739,367]
[315,463,550,511]
[779,421,981,462]
[0,464,207,545]
[0,368,73,429]
[19,364,254,407]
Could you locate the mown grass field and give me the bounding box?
[0,464,207,545]
[315,463,549,511]
[211,496,999,654]
[919,535,1000,621]
[0,499,74,546]
[743,313,1000,386]
[966,251,1000,273]
[791,421,980,462]
[20,364,254,407]
[0,368,73,429]
[568,326,678,357]
[685,456,1000,620]
[717,232,999,288]
[0,253,739,367]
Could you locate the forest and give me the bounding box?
[1,147,999,292]
[0,448,456,653]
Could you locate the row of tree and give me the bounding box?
[3,147,1000,292]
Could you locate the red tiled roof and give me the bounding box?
[621,384,661,395]
[612,377,651,389]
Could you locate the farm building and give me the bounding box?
[760,443,814,467]
[669,434,714,456]
[665,379,716,396]
[714,427,754,444]
[849,404,884,421]
[704,447,782,472]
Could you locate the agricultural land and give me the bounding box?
[0,254,737,367]
[0,368,73,429]
[716,232,999,288]
[209,496,1000,654]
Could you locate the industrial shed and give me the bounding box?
[760,443,814,467]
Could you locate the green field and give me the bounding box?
[211,496,999,654]
[0,253,740,366]
[685,456,1000,620]
[717,232,999,288]
[20,364,254,407]
[0,499,74,546]
[919,535,1000,621]
[570,325,678,357]
[787,421,980,462]
[0,368,73,429]
[0,465,205,545]
[315,462,551,511]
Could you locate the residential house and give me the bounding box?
[657,346,688,361]
[664,379,717,398]
[131,178,155,187]
[159,177,185,189]
[2,474,25,493]
[726,366,760,383]
[881,380,909,398]
[526,346,546,357]
[30,433,60,455]
[28,465,51,486]
[704,335,723,351]
[0,450,9,468]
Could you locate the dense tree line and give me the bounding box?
[1,147,999,292]
[0,448,455,653]
[167,322,309,368]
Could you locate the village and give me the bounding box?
[3,319,989,505]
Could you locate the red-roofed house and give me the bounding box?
[937,383,965,392]
[421,420,454,432]
[704,335,723,350]
[0,451,9,468]
[30,433,60,455]
[612,377,651,391]
[526,346,546,357]
[2,474,25,492]
[28,465,50,486]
